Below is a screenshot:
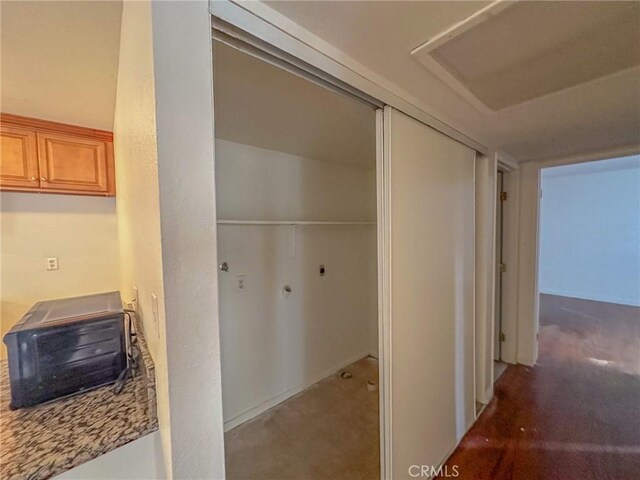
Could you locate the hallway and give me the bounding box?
[440,294,640,479]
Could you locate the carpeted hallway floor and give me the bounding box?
[439,294,640,480]
[224,356,380,480]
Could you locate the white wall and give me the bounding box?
[151,1,226,478]
[216,139,376,221]
[0,193,119,358]
[539,156,640,306]
[0,0,122,130]
[216,140,377,429]
[54,433,165,480]
[113,1,171,476]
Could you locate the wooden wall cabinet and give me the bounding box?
[0,114,115,196]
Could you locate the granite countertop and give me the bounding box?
[0,317,158,480]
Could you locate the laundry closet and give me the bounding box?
[213,40,380,479]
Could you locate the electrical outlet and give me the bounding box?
[46,257,59,271]
[236,275,247,293]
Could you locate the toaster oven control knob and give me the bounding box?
[219,262,229,272]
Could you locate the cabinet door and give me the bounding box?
[37,132,111,194]
[0,126,40,189]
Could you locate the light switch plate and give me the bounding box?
[151,293,160,338]
[132,286,139,312]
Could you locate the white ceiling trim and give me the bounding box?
[410,0,513,55]
[412,54,495,116]
[409,1,511,117]
[210,0,490,155]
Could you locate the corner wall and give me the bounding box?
[151,1,226,477]
[113,0,171,475]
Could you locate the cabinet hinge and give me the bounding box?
[500,332,506,342]
[499,262,506,273]
[500,191,508,202]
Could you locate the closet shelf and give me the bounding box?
[217,220,376,226]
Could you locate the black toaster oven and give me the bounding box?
[3,291,127,409]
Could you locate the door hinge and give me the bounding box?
[499,262,506,273]
[500,191,508,202]
[500,332,506,342]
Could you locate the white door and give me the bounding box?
[383,107,476,478]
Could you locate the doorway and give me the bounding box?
[536,156,640,372]
[213,40,381,480]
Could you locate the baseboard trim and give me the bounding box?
[539,289,640,307]
[223,351,371,431]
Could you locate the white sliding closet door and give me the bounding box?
[383,107,475,478]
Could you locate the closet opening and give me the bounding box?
[213,39,380,479]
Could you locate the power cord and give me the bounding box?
[113,310,141,395]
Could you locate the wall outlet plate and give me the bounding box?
[46,257,59,271]
[236,275,247,293]
[132,285,139,313]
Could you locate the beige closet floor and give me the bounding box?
[224,357,380,480]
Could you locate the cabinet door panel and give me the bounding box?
[37,132,109,193]
[0,126,40,189]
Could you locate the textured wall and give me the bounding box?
[539,156,640,306]
[0,1,122,130]
[113,0,171,475]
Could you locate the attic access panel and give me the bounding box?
[412,1,640,112]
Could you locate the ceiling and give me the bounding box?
[0,1,122,130]
[266,0,640,162]
[213,41,377,169]
[422,1,640,112]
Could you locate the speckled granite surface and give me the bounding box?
[0,316,158,480]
